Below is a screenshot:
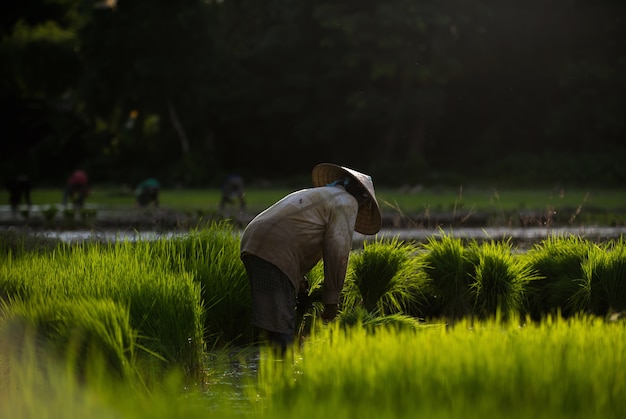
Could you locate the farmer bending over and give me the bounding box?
[240,163,381,355]
[4,174,32,217]
[135,178,161,208]
[62,170,89,210]
[220,174,246,211]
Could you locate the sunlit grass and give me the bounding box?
[0,238,204,378]
[1,296,140,381]
[152,222,252,347]
[257,316,626,419]
[0,336,233,419]
[5,315,624,419]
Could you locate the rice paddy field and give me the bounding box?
[1,223,625,418]
[3,185,625,227]
[15,185,626,213]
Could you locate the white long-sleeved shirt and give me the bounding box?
[240,186,358,304]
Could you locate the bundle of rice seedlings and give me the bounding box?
[418,232,474,320]
[466,239,540,320]
[338,306,425,332]
[524,235,594,319]
[574,239,626,316]
[344,237,429,316]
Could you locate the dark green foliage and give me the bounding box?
[2,0,625,186]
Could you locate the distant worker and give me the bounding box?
[220,174,246,211]
[135,178,160,208]
[4,174,32,217]
[62,170,89,209]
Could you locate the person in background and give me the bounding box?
[239,163,382,355]
[220,174,246,211]
[4,174,32,217]
[62,170,89,209]
[135,178,161,208]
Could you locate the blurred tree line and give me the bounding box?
[1,0,624,188]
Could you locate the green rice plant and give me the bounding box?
[0,296,141,381]
[465,239,540,319]
[418,231,474,319]
[151,222,252,347]
[0,335,238,419]
[299,239,431,338]
[337,306,426,332]
[573,238,626,316]
[3,314,625,419]
[343,237,430,316]
[295,261,324,337]
[255,316,626,419]
[0,241,204,378]
[524,235,595,319]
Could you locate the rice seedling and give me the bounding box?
[2,223,626,418]
[523,235,596,319]
[0,240,204,378]
[297,239,431,339]
[255,316,626,419]
[0,334,238,419]
[337,306,428,332]
[418,231,474,319]
[0,296,141,381]
[342,237,430,317]
[574,238,626,316]
[150,221,252,347]
[3,314,624,418]
[466,239,540,319]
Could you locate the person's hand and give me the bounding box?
[296,277,311,316]
[296,290,310,317]
[321,304,338,322]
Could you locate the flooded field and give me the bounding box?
[2,204,625,247]
[1,226,624,251]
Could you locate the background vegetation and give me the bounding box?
[2,0,625,188]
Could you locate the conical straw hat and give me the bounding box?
[311,163,382,235]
